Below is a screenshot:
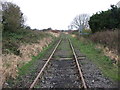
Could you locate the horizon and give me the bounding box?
[1,0,119,30]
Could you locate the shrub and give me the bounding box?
[89,5,120,33]
[90,30,119,52]
[2,2,24,32]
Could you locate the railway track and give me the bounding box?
[29,38,87,89]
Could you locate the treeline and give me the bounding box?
[89,5,120,33]
[2,2,25,33]
[1,2,52,55]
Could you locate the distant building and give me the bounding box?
[116,1,120,8]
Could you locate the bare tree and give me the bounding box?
[70,14,90,33]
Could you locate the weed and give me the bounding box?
[89,30,119,54]
[3,37,59,87]
[18,38,58,76]
[2,29,53,55]
[69,35,119,81]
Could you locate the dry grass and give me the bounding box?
[70,35,119,81]
[2,37,53,85]
[95,44,119,64]
[1,31,60,87]
[47,31,60,37]
[90,30,119,54]
[89,30,119,64]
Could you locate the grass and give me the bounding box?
[5,37,59,87]
[18,37,58,76]
[81,29,92,34]
[53,33,73,58]
[89,30,119,53]
[2,29,52,55]
[58,40,72,57]
[0,23,2,41]
[69,35,119,81]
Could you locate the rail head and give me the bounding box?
[68,38,87,89]
[29,38,87,89]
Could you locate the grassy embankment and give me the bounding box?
[2,29,52,55]
[3,29,60,87]
[69,34,119,81]
[90,30,119,54]
[6,36,60,87]
[0,23,2,39]
[18,37,59,76]
[0,23,2,56]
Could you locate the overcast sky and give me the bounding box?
[1,0,119,30]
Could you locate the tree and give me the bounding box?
[2,2,24,32]
[25,26,31,30]
[89,5,120,33]
[47,27,52,30]
[70,14,90,33]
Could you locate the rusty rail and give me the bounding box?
[29,39,62,89]
[68,39,87,89]
[29,38,87,89]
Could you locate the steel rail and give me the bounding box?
[29,39,62,89]
[68,39,87,89]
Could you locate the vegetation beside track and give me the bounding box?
[18,37,58,76]
[2,29,52,55]
[69,35,119,81]
[5,37,60,87]
[1,1,61,87]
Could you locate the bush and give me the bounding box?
[90,30,119,52]
[89,5,120,33]
[2,2,24,32]
[2,29,51,55]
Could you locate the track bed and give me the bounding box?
[39,60,81,88]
